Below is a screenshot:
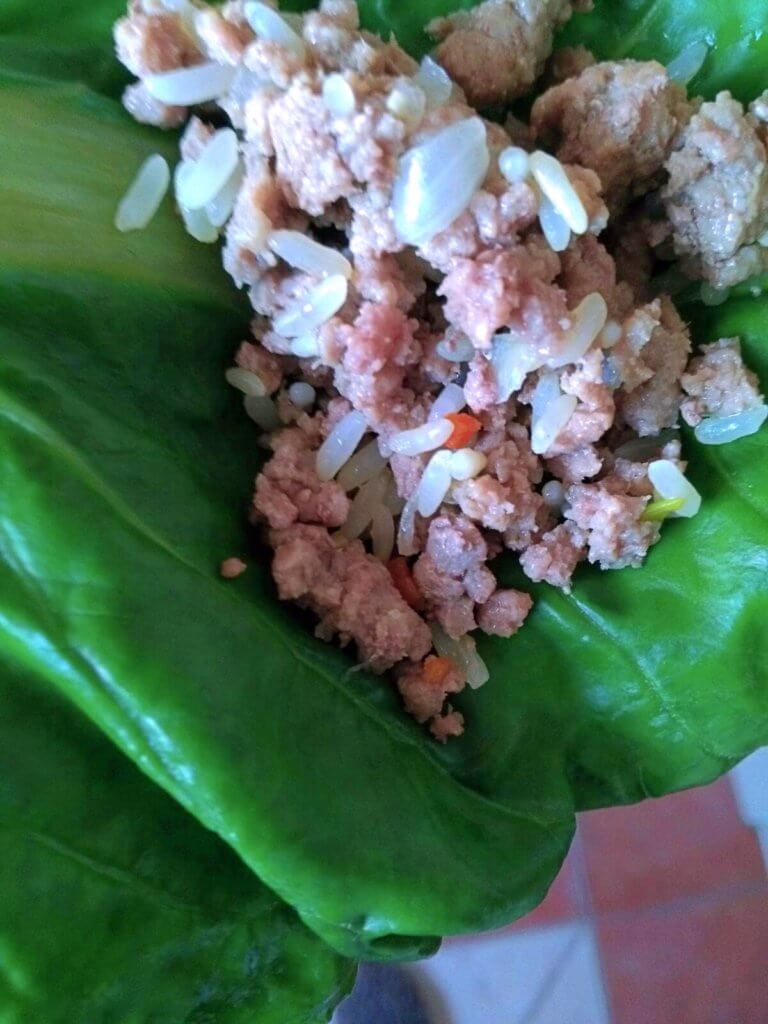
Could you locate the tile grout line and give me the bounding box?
[570,823,617,1024]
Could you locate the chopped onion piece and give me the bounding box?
[268,230,352,278]
[430,624,489,689]
[531,373,577,455]
[176,128,239,210]
[550,293,608,368]
[428,383,466,420]
[336,439,388,491]
[436,334,475,362]
[322,72,356,115]
[529,150,588,234]
[667,40,708,84]
[342,473,388,539]
[387,79,426,129]
[287,381,316,409]
[538,192,571,252]
[225,366,266,396]
[700,283,731,306]
[144,61,236,105]
[206,161,244,227]
[289,333,320,358]
[397,491,419,556]
[648,459,701,518]
[273,275,348,337]
[316,410,367,481]
[694,405,768,445]
[371,506,395,562]
[498,145,530,184]
[393,117,490,246]
[416,450,453,516]
[244,1,306,56]
[244,394,280,431]
[389,417,453,456]
[449,448,487,481]
[492,332,544,400]
[412,55,453,108]
[114,154,169,232]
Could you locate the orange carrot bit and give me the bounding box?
[422,655,455,688]
[444,412,482,450]
[387,556,425,610]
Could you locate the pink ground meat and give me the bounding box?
[663,92,768,288]
[532,60,691,208]
[520,522,586,589]
[115,0,766,741]
[272,524,432,669]
[681,338,765,425]
[427,0,580,108]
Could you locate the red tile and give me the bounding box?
[581,779,766,913]
[598,888,768,1024]
[508,840,584,930]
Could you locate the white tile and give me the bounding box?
[530,924,610,1024]
[730,747,768,827]
[408,923,582,1024]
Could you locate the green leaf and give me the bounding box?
[1,0,767,969]
[0,655,353,1022]
[560,0,768,101]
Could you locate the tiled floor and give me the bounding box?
[336,748,768,1024]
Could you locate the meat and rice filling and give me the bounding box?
[115,0,767,739]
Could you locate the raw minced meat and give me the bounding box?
[115,0,765,739]
[681,338,765,425]
[663,91,768,288]
[532,60,691,208]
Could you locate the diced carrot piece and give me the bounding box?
[444,412,482,450]
[422,655,455,688]
[387,556,425,610]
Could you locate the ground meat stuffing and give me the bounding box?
[115,0,766,739]
[662,91,768,288]
[427,0,583,109]
[532,60,691,209]
[681,338,765,425]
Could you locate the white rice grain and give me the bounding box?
[176,128,239,210]
[371,506,395,562]
[387,79,426,129]
[550,293,608,367]
[430,623,489,688]
[529,150,588,234]
[114,154,170,232]
[268,230,352,278]
[287,381,316,409]
[492,332,544,400]
[412,55,453,109]
[538,192,571,252]
[392,117,490,246]
[449,448,487,481]
[694,405,768,445]
[244,1,306,56]
[336,439,388,491]
[179,201,219,243]
[244,394,281,431]
[397,491,419,556]
[225,366,267,396]
[416,450,453,516]
[289,333,321,358]
[498,146,530,184]
[389,417,453,456]
[428,383,466,420]
[530,373,577,455]
[322,73,356,115]
[648,459,701,517]
[342,472,388,539]
[542,479,565,508]
[273,275,348,337]
[144,61,236,105]
[316,409,367,481]
[206,161,244,227]
[667,40,708,84]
